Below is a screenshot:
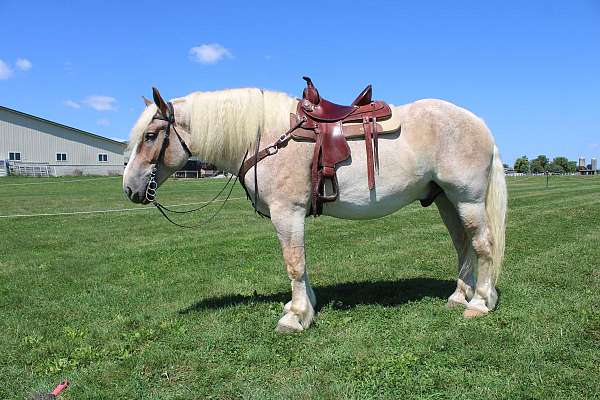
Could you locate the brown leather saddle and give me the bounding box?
[293,77,393,215]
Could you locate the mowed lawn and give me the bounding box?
[1,175,599,399]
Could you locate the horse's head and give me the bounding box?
[123,88,192,204]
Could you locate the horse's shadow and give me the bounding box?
[179,278,455,314]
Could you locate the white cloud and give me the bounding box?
[0,59,13,80]
[16,58,32,71]
[82,95,117,111]
[189,43,232,64]
[63,99,81,109]
[96,118,111,126]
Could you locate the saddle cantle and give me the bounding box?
[295,77,393,215]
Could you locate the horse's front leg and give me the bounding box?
[271,206,316,332]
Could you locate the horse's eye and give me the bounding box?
[144,132,158,141]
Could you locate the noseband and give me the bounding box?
[144,102,192,203]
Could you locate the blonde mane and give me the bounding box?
[188,88,296,165]
[188,88,264,164]
[128,88,297,168]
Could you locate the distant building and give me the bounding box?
[0,105,126,176]
[577,157,597,176]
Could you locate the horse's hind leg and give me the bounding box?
[455,201,498,317]
[270,205,316,333]
[435,193,475,308]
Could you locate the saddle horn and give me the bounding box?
[302,76,320,105]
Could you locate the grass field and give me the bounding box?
[1,174,599,399]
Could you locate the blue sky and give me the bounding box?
[1,1,598,164]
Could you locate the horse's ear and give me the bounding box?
[142,96,153,107]
[152,87,169,116]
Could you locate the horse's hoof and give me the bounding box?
[282,300,292,315]
[447,298,467,309]
[276,313,304,333]
[446,292,468,309]
[463,308,488,318]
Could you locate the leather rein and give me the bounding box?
[143,102,239,228]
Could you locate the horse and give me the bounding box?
[123,86,507,333]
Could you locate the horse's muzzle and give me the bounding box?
[124,186,146,204]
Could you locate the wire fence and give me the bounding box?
[0,197,247,219]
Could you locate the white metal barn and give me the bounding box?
[0,105,126,177]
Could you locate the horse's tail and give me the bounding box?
[486,144,507,284]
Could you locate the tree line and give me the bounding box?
[511,155,578,174]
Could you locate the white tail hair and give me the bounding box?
[486,144,507,284]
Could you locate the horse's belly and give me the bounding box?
[322,137,429,220]
[322,191,418,219]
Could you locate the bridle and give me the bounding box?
[141,96,305,227]
[142,101,238,228]
[144,101,192,204]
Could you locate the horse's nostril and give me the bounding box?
[131,192,140,202]
[125,186,133,198]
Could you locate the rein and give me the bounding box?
[143,101,238,228]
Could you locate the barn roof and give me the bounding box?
[0,105,127,147]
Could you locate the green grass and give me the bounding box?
[1,175,599,399]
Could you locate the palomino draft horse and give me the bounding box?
[123,80,507,333]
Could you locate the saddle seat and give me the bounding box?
[300,77,375,121]
[294,77,394,215]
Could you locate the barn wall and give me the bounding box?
[0,107,125,175]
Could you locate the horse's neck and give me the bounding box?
[184,91,297,175]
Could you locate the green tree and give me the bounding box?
[534,155,549,170]
[514,156,529,173]
[530,159,545,173]
[567,161,578,173]
[547,163,565,174]
[552,156,569,172]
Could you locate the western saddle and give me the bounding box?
[239,76,397,216]
[293,77,393,215]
